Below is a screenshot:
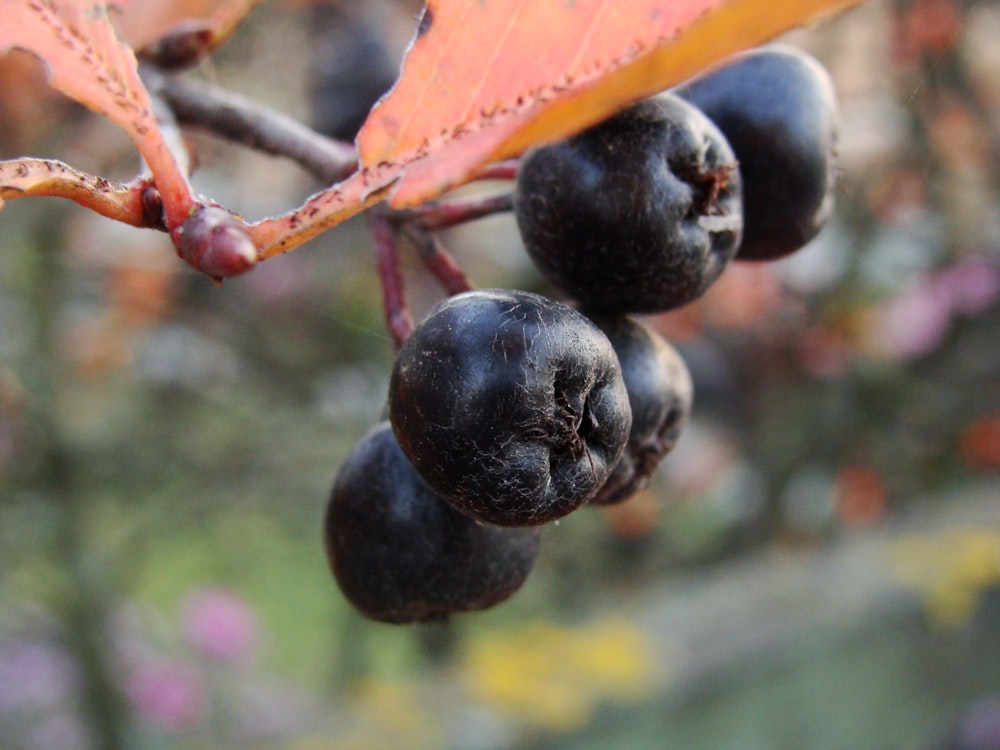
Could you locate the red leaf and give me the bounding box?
[0,0,150,133]
[2,0,867,267]
[357,0,865,208]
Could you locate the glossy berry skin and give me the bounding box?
[584,313,693,506]
[325,422,541,624]
[389,289,631,527]
[674,45,838,261]
[514,92,743,314]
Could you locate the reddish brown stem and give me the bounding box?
[474,160,521,182]
[138,71,200,230]
[403,227,475,296]
[370,211,414,351]
[139,0,266,70]
[407,192,513,232]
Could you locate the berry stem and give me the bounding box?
[473,160,520,181]
[370,211,414,351]
[406,192,513,232]
[402,226,475,296]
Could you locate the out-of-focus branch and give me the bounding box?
[148,71,359,185]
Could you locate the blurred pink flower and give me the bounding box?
[950,694,1000,749]
[127,660,208,732]
[876,275,953,359]
[179,588,260,664]
[936,256,1000,316]
[875,256,999,360]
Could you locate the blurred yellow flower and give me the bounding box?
[461,617,656,732]
[890,527,1000,629]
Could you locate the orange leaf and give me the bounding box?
[0,0,195,226]
[249,167,394,260]
[358,0,865,208]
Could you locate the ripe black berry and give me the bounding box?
[584,313,693,506]
[514,92,743,314]
[325,422,541,624]
[389,289,631,526]
[674,45,838,261]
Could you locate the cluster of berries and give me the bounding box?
[325,46,839,623]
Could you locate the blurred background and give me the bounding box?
[1,0,998,748]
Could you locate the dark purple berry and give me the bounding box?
[309,5,398,142]
[325,422,541,624]
[674,45,838,261]
[584,313,693,506]
[389,289,631,526]
[514,92,743,314]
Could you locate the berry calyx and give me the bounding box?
[514,92,743,314]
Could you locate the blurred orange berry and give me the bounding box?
[835,465,888,527]
[960,415,1000,471]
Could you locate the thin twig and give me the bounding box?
[403,192,514,232]
[474,160,520,181]
[147,70,359,185]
